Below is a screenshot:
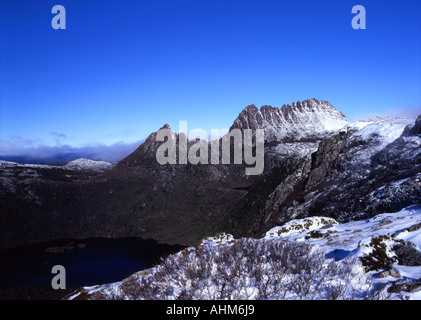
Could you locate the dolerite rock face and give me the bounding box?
[229,98,349,172]
[230,98,349,142]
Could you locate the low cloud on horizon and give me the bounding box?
[0,138,144,163]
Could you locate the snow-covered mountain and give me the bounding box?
[217,114,421,239]
[230,98,349,142]
[229,98,350,170]
[64,158,114,173]
[67,204,421,300]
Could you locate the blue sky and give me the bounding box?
[1,0,420,159]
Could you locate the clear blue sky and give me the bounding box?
[1,0,420,151]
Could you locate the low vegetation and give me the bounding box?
[84,238,389,300]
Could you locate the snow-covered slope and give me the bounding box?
[64,158,114,172]
[68,205,421,300]
[252,115,421,231]
[344,116,417,163]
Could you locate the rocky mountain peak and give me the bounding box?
[230,98,349,142]
[119,124,176,166]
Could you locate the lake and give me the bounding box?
[0,237,185,297]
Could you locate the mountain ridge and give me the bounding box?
[0,99,419,250]
[230,98,349,143]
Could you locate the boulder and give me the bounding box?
[395,245,421,266]
[388,278,421,293]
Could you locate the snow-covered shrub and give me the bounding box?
[359,235,412,272]
[106,238,388,300]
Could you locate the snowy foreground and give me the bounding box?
[67,205,421,300]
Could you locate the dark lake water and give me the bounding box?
[0,238,185,291]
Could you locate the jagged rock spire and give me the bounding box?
[230,98,349,142]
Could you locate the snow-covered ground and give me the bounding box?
[68,205,421,300]
[264,206,421,299]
